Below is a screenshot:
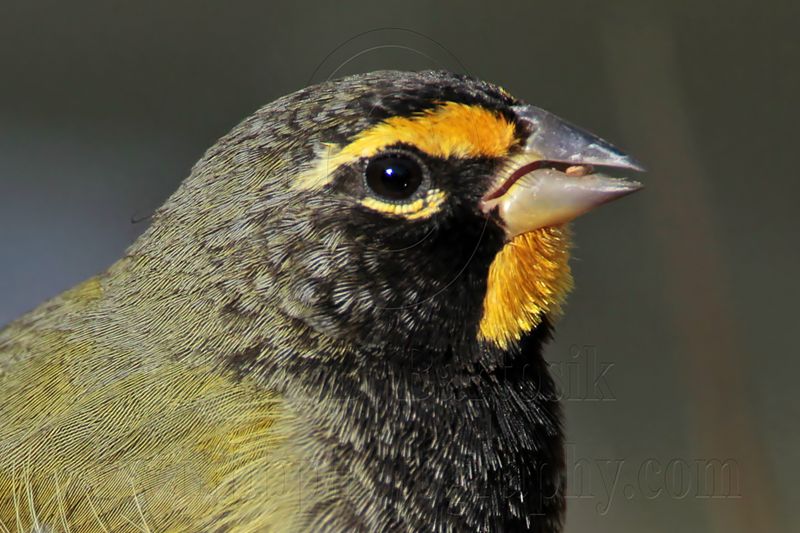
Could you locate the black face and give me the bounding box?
[286,143,506,357]
[253,71,523,360]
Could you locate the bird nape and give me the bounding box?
[0,70,641,532]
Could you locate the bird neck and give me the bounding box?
[260,319,565,531]
[93,253,565,530]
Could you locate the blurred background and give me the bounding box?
[1,1,797,531]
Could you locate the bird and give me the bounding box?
[0,70,641,532]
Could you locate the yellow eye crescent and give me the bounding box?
[360,189,447,220]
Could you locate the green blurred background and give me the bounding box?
[1,1,797,531]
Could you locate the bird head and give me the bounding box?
[142,71,641,361]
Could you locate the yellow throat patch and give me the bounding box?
[479,226,574,349]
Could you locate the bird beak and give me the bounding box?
[481,105,644,238]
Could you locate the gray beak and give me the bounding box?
[481,105,644,238]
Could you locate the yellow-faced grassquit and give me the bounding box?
[0,70,641,532]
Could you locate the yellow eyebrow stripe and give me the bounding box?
[295,102,518,190]
[340,101,517,160]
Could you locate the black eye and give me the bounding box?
[365,152,425,201]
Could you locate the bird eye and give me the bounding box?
[364,152,425,201]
